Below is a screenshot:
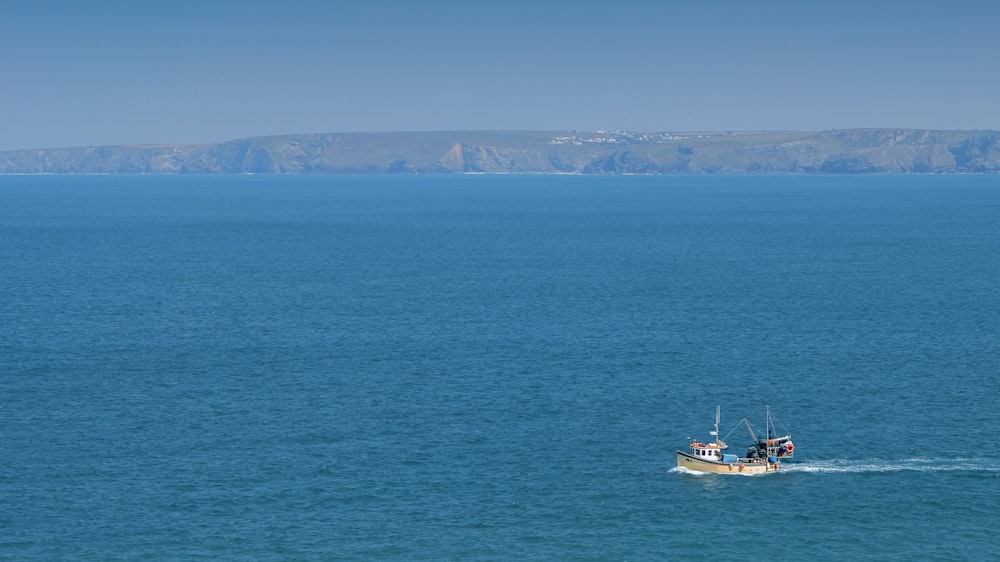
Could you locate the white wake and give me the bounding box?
[779,458,1000,474]
[670,458,1000,476]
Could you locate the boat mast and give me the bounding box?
[714,405,721,445]
[765,404,772,457]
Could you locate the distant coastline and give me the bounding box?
[2,128,999,175]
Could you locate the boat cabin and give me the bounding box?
[688,441,724,461]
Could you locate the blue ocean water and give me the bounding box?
[2,174,999,560]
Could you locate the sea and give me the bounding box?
[2,173,999,560]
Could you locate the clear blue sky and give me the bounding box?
[2,0,998,150]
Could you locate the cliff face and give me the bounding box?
[3,129,999,174]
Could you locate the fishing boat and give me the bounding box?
[676,405,795,475]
